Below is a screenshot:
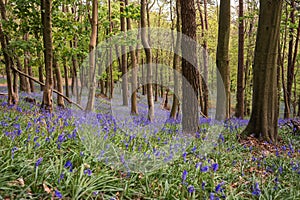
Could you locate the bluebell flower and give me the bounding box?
[182,152,187,162]
[196,162,202,169]
[55,190,63,199]
[58,173,64,183]
[200,166,209,172]
[211,163,219,172]
[202,181,206,190]
[188,185,195,193]
[64,160,73,172]
[252,182,261,196]
[215,182,224,193]
[182,170,188,182]
[209,193,215,200]
[84,169,92,176]
[278,166,283,174]
[35,157,43,168]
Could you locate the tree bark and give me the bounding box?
[141,0,154,122]
[216,0,231,120]
[243,0,282,143]
[53,57,65,107]
[0,0,18,105]
[41,0,54,112]
[236,0,244,118]
[170,0,181,120]
[285,0,295,118]
[180,0,199,133]
[120,0,128,106]
[126,0,138,115]
[86,0,98,111]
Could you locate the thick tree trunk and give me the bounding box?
[216,0,231,120]
[141,0,154,122]
[236,0,244,118]
[86,0,98,111]
[243,0,282,143]
[170,0,181,120]
[180,0,199,134]
[41,0,54,112]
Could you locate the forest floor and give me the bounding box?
[0,90,299,200]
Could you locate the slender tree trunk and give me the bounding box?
[16,57,27,92]
[120,0,128,106]
[41,0,54,112]
[86,0,98,111]
[180,0,199,133]
[126,0,138,114]
[243,0,282,143]
[141,0,154,122]
[216,0,231,120]
[63,59,69,97]
[170,0,181,120]
[53,57,65,107]
[285,0,295,118]
[24,33,35,93]
[236,0,244,118]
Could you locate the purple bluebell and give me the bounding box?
[35,157,43,167]
[182,170,188,182]
[211,163,219,172]
[55,190,63,199]
[188,185,195,193]
[201,166,209,172]
[252,182,261,196]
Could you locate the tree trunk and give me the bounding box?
[63,59,69,97]
[285,0,295,118]
[41,0,54,112]
[216,0,231,120]
[24,33,35,93]
[236,0,244,118]
[86,0,98,111]
[0,0,18,105]
[120,0,128,106]
[126,0,138,115]
[243,0,282,143]
[170,0,181,120]
[141,0,154,122]
[180,0,199,133]
[53,57,65,107]
[16,57,27,92]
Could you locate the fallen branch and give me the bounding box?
[11,66,83,110]
[0,93,8,96]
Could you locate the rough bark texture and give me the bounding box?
[170,0,181,120]
[120,0,128,106]
[180,0,199,134]
[216,0,231,120]
[243,0,282,143]
[236,0,244,118]
[86,0,98,111]
[141,0,154,122]
[41,0,54,112]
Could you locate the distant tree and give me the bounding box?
[141,0,154,121]
[180,0,199,133]
[41,0,53,112]
[243,0,283,142]
[216,0,230,120]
